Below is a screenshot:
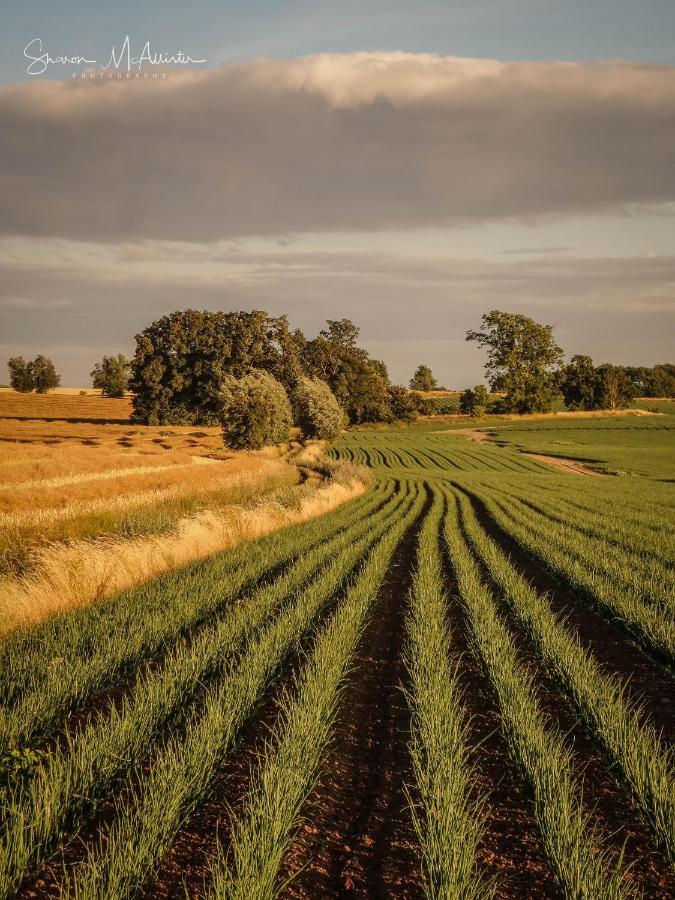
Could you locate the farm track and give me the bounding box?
[461,487,675,737]
[280,494,427,899]
[454,502,675,896]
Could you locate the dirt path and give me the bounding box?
[280,509,426,898]
[452,428,603,475]
[521,452,602,476]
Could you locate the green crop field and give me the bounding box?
[1,417,673,898]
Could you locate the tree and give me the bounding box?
[295,377,344,440]
[91,354,130,398]
[409,364,437,392]
[7,357,34,393]
[30,355,60,393]
[219,369,292,450]
[466,310,564,413]
[388,385,424,422]
[558,355,599,410]
[595,364,636,410]
[648,364,675,398]
[460,384,490,417]
[302,319,392,424]
[130,309,303,425]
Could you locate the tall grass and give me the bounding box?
[0,475,368,633]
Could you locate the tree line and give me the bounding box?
[6,308,674,447]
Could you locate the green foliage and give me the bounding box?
[466,310,564,413]
[29,356,60,394]
[459,384,489,417]
[90,354,130,398]
[410,364,437,392]
[7,357,34,393]
[219,369,291,450]
[302,319,392,424]
[388,385,423,422]
[294,376,344,440]
[595,363,636,410]
[7,356,59,394]
[130,310,304,425]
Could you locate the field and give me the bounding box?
[0,403,673,898]
[0,393,366,631]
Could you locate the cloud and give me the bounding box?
[1,53,675,241]
[1,243,673,386]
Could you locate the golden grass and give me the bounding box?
[0,477,367,633]
[0,388,132,422]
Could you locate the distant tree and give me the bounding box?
[91,354,130,398]
[219,369,292,450]
[388,385,424,422]
[558,355,599,410]
[648,364,675,398]
[595,364,636,409]
[130,309,303,425]
[409,364,437,392]
[295,377,344,440]
[302,319,392,424]
[466,310,564,413]
[30,355,60,393]
[7,357,34,393]
[460,384,490,417]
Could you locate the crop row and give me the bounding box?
[61,482,421,899]
[204,483,426,898]
[443,487,631,899]
[0,483,413,897]
[455,488,675,860]
[0,481,394,760]
[466,484,675,662]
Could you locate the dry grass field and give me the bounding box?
[0,390,368,631]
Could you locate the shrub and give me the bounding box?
[388,385,423,422]
[295,377,344,440]
[219,369,292,450]
[460,385,490,417]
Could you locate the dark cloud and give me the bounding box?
[1,53,675,241]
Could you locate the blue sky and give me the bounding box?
[4,0,675,84]
[1,2,674,386]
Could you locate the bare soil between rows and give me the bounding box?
[280,502,426,898]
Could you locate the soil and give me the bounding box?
[520,453,602,476]
[279,506,426,899]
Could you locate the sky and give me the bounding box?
[1,1,674,387]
